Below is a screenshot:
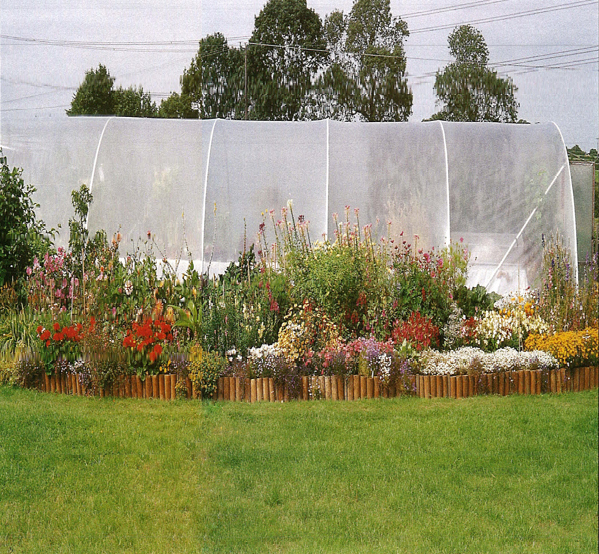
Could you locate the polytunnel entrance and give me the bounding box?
[0,116,577,295]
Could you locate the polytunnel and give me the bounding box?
[1,116,577,295]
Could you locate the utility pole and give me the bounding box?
[244,45,248,120]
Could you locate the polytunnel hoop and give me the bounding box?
[200,119,218,274]
[552,121,578,283]
[437,121,451,247]
[485,163,566,289]
[86,117,115,231]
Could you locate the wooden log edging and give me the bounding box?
[413,367,598,398]
[34,366,599,401]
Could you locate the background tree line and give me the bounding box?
[67,0,519,124]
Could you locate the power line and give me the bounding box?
[410,0,598,34]
[401,0,512,19]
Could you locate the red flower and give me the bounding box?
[53,333,63,341]
[153,344,163,356]
[53,322,61,332]
[36,325,43,334]
[40,330,51,341]
[149,351,156,363]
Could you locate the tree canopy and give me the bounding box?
[67,64,115,116]
[316,0,412,122]
[181,33,244,119]
[430,25,519,123]
[247,0,329,120]
[67,65,157,117]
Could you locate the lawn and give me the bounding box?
[0,387,597,554]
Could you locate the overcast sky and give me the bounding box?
[1,0,597,150]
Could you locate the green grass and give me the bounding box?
[0,387,597,553]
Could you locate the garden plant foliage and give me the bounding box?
[0,154,597,396]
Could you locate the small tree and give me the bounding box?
[67,64,115,116]
[0,150,53,300]
[68,65,158,118]
[430,25,519,122]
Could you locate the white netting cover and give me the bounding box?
[1,116,576,293]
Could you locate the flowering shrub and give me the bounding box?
[392,312,440,351]
[418,346,558,376]
[442,305,479,350]
[27,249,78,314]
[343,337,395,377]
[247,343,283,378]
[461,292,549,352]
[276,301,339,363]
[122,317,173,376]
[388,236,469,330]
[525,328,598,368]
[36,320,85,372]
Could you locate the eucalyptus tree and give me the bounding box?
[430,25,519,122]
[315,0,412,122]
[246,0,329,120]
[180,33,245,119]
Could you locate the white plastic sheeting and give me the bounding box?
[1,116,577,294]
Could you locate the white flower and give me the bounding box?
[124,280,133,296]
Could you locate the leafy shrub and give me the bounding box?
[454,284,500,318]
[388,236,469,331]
[188,345,227,399]
[0,150,53,301]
